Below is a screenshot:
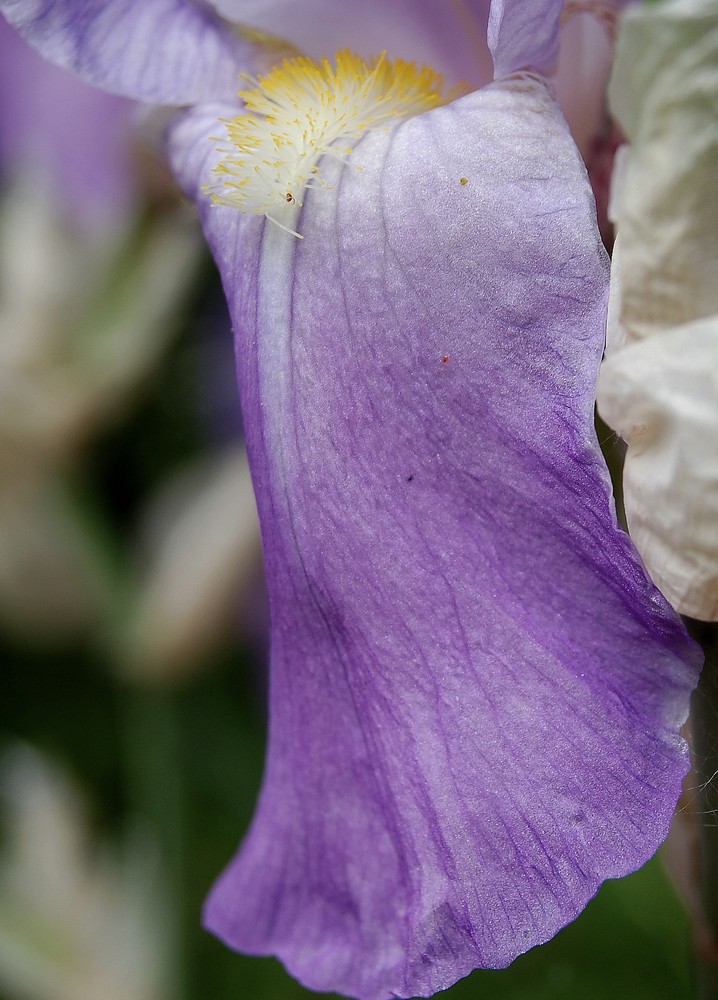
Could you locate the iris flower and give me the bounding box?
[0,0,702,997]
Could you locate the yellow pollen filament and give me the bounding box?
[206,49,454,237]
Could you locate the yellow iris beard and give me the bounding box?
[207,49,453,235]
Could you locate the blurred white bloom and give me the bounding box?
[597,0,718,620]
[0,185,203,640]
[0,17,207,640]
[122,446,261,682]
[0,746,172,1000]
[0,185,202,461]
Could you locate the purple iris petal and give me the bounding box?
[489,0,563,77]
[0,0,254,103]
[0,16,134,228]
[170,71,700,1000]
[207,0,494,88]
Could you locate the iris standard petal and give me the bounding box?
[554,8,615,159]
[207,0,494,88]
[488,0,563,78]
[0,0,254,104]
[171,75,699,1000]
[0,16,134,228]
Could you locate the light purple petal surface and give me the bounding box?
[0,16,135,227]
[171,77,700,1000]
[488,0,563,77]
[207,0,494,87]
[0,0,254,104]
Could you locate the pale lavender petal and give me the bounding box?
[0,17,135,227]
[489,0,563,77]
[170,79,699,1000]
[554,9,614,158]
[0,0,254,104]
[207,0,494,88]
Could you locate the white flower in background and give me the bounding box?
[0,183,202,641]
[0,20,265,668]
[0,746,172,1000]
[122,445,261,683]
[0,18,204,642]
[597,0,718,620]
